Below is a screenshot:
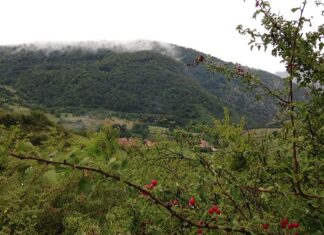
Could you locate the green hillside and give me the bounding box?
[0,43,287,127]
[177,46,283,126]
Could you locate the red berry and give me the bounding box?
[281,218,289,229]
[151,179,158,187]
[215,207,222,215]
[294,233,299,235]
[145,184,154,190]
[197,228,203,234]
[208,205,222,215]
[288,223,294,229]
[288,222,299,229]
[262,223,269,230]
[208,208,214,215]
[189,197,196,207]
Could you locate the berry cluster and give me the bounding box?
[145,179,158,190]
[193,200,223,234]
[281,217,299,231]
[208,205,222,215]
[261,218,300,234]
[142,184,301,235]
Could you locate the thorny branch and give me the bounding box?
[10,152,250,234]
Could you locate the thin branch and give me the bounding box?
[205,62,289,105]
[10,152,250,234]
[245,185,324,199]
[196,155,250,220]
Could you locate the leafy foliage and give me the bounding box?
[0,1,323,234]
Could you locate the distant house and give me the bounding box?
[199,140,218,152]
[117,137,157,148]
[117,137,141,148]
[144,139,156,148]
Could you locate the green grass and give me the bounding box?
[148,126,169,137]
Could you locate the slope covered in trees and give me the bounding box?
[0,43,287,127]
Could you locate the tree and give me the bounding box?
[206,0,323,196]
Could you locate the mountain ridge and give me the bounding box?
[0,40,286,127]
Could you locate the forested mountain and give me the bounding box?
[0,41,286,127]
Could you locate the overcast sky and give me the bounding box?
[0,0,322,73]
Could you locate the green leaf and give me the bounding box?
[78,177,92,195]
[16,141,35,154]
[42,170,59,185]
[54,165,68,173]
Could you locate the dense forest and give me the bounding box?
[0,42,293,127]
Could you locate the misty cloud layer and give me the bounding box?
[10,40,180,58]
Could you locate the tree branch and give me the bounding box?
[10,152,250,234]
